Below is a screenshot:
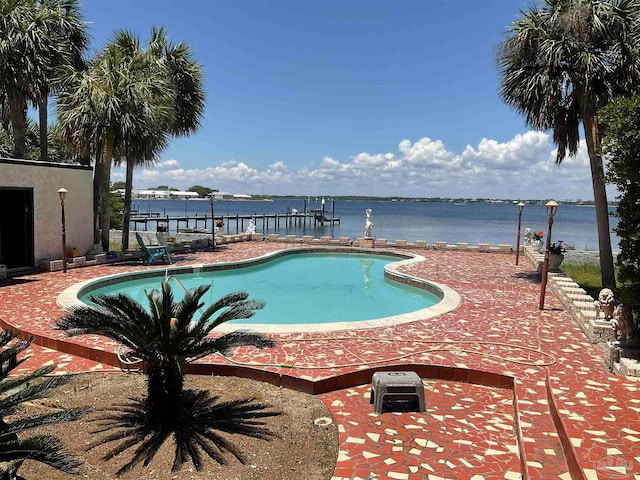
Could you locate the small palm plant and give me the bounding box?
[54,282,279,474]
[0,331,90,480]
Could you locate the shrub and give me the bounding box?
[0,331,90,479]
[55,282,278,474]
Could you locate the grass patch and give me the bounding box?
[560,262,603,299]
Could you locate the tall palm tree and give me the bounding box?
[0,0,88,160]
[54,282,278,474]
[56,27,204,251]
[118,27,205,250]
[56,34,172,250]
[497,0,640,289]
[36,0,87,162]
[0,331,90,479]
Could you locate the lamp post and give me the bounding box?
[515,202,525,266]
[58,187,68,273]
[539,200,559,310]
[209,193,215,251]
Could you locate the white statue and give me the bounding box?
[594,288,616,320]
[246,219,256,235]
[524,228,532,246]
[364,209,374,238]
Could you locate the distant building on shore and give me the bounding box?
[209,192,252,200]
[113,189,253,201]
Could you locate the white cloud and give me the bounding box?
[112,131,605,200]
[461,131,550,170]
[157,159,180,169]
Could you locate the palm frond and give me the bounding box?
[0,435,83,474]
[2,408,91,437]
[0,331,89,477]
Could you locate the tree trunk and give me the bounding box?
[38,97,48,161]
[121,158,134,250]
[7,95,27,159]
[146,364,184,428]
[583,111,616,289]
[97,139,113,252]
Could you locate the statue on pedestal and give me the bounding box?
[612,304,634,342]
[364,209,374,238]
[594,288,616,320]
[594,288,635,343]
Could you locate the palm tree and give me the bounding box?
[0,0,88,160]
[54,282,278,474]
[497,0,640,289]
[56,27,204,252]
[56,34,172,251]
[118,27,205,250]
[0,330,90,479]
[36,0,87,162]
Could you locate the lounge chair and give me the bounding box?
[135,232,172,265]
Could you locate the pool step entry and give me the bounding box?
[370,371,426,414]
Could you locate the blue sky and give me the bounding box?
[82,0,601,201]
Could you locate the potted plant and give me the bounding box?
[548,240,566,269]
[532,229,544,243]
[215,219,224,234]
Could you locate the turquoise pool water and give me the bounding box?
[79,253,440,326]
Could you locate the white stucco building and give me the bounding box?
[0,158,94,274]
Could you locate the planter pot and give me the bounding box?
[548,253,564,270]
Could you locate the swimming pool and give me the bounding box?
[62,249,460,332]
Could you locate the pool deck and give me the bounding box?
[1,242,639,480]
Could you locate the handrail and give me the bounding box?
[164,275,206,315]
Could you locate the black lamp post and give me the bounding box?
[58,187,68,273]
[209,193,215,251]
[539,200,559,310]
[515,202,525,265]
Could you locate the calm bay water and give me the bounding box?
[130,198,619,252]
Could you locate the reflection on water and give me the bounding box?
[360,258,373,293]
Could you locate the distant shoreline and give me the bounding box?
[131,196,611,207]
[132,197,273,202]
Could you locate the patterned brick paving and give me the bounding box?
[1,242,639,479]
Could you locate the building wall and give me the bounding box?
[0,159,94,266]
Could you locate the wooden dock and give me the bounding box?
[129,211,340,234]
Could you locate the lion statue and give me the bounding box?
[594,288,616,320]
[611,304,635,342]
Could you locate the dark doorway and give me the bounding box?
[0,188,34,270]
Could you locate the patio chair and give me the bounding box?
[135,232,172,265]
